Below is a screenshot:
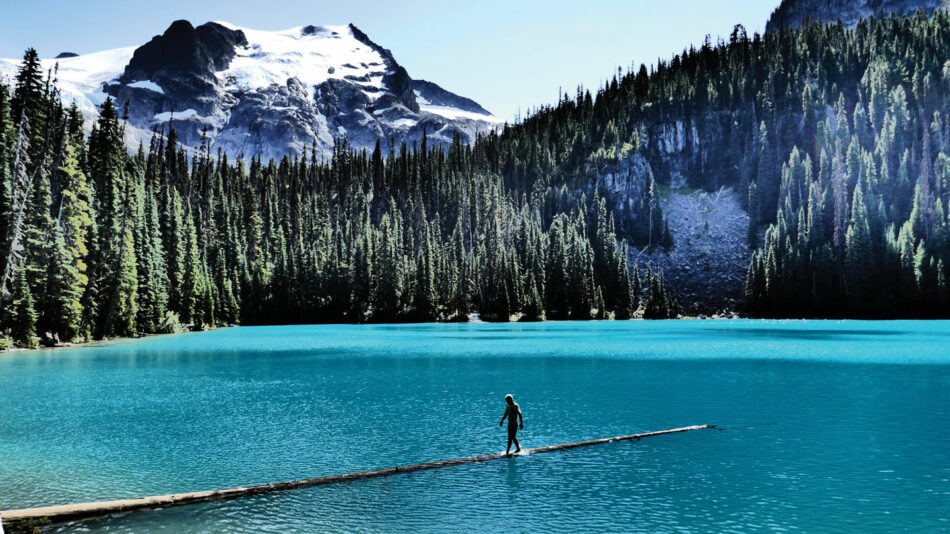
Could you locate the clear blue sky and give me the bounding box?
[0,0,778,122]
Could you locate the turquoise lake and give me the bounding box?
[1,320,949,532]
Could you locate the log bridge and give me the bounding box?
[0,424,714,530]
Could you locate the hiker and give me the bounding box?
[499,394,524,454]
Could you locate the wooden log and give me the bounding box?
[0,424,713,528]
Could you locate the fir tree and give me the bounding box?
[10,266,36,347]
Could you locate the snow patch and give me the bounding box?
[391,118,416,129]
[0,46,135,119]
[154,109,198,121]
[413,91,431,105]
[420,103,504,124]
[128,80,165,94]
[212,22,386,99]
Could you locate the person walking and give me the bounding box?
[499,394,524,455]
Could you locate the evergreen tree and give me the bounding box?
[10,266,36,347]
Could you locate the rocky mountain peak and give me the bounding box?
[346,23,418,113]
[120,20,248,84]
[0,19,502,160]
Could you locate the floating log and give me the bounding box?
[0,424,713,529]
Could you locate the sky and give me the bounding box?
[0,0,779,122]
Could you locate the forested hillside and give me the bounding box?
[3,9,950,346]
[519,11,950,318]
[0,49,681,346]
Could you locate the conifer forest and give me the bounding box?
[3,11,950,346]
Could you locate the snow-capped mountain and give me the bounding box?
[766,0,949,32]
[0,20,503,160]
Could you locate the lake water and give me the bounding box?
[1,321,949,532]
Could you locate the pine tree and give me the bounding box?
[136,188,167,332]
[180,207,200,326]
[1,110,32,297]
[844,184,874,306]
[111,226,139,337]
[10,266,36,347]
[42,224,82,340]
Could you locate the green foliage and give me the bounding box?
[157,311,187,334]
[42,224,83,341]
[642,264,679,319]
[10,267,36,347]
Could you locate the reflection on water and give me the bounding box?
[505,456,523,491]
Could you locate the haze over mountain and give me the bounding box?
[0,20,502,160]
[766,0,950,31]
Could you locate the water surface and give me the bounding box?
[1,320,948,532]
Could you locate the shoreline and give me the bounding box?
[0,327,222,355]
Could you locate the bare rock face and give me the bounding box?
[120,20,248,83]
[641,188,751,316]
[766,0,949,32]
[347,24,419,113]
[588,111,751,315]
[0,20,502,161]
[412,79,492,115]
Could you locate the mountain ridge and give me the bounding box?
[0,20,502,160]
